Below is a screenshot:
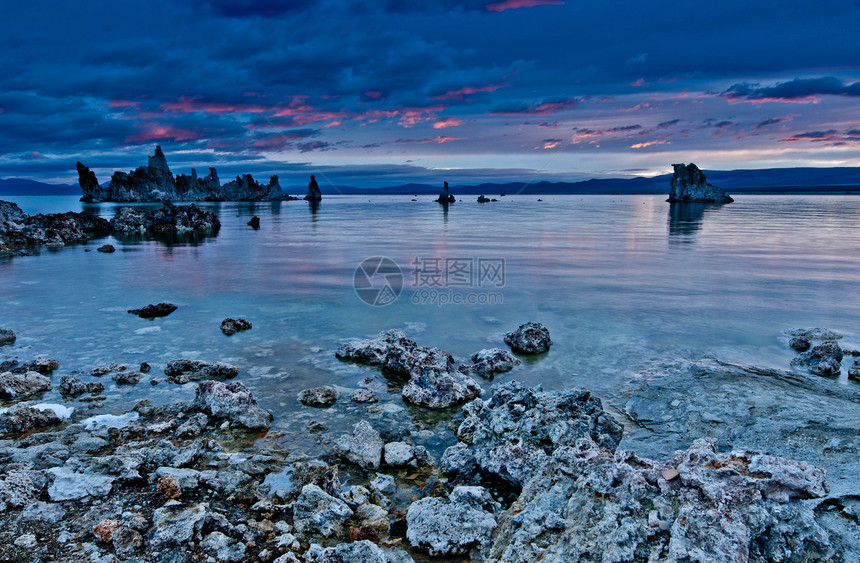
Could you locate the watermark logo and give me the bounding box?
[353,256,404,306]
[353,256,505,306]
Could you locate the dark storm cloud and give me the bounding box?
[722,77,860,102]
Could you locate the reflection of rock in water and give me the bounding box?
[667,202,723,241]
[308,199,320,216]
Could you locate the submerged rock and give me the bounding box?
[789,336,812,351]
[128,302,177,318]
[298,386,339,407]
[791,340,843,376]
[96,244,115,253]
[220,317,252,335]
[193,380,272,429]
[487,438,829,562]
[0,329,16,346]
[247,216,260,229]
[164,359,238,383]
[788,327,843,340]
[667,163,734,203]
[337,330,482,408]
[503,321,552,354]
[441,380,623,487]
[0,371,51,399]
[459,348,521,377]
[406,486,500,556]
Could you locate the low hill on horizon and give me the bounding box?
[5,166,860,197]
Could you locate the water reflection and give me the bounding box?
[667,202,726,242]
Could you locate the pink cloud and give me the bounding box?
[630,139,669,149]
[108,100,141,108]
[392,136,464,144]
[125,124,201,144]
[433,118,464,129]
[432,83,507,101]
[161,97,269,114]
[485,0,564,12]
[629,78,647,87]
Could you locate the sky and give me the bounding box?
[2,0,860,189]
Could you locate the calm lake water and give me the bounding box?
[2,194,859,457]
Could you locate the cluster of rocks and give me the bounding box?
[785,327,860,378]
[0,200,111,252]
[110,202,220,236]
[336,330,482,408]
[0,199,222,256]
[333,420,435,471]
[667,163,734,203]
[78,146,294,203]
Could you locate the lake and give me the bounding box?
[2,194,859,458]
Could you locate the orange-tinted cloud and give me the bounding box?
[630,139,669,149]
[392,136,464,144]
[432,83,507,101]
[125,124,200,144]
[433,118,464,129]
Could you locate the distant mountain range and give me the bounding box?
[4,167,860,197]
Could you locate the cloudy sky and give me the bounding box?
[2,0,860,188]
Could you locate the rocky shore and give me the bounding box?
[0,200,219,256]
[0,322,857,562]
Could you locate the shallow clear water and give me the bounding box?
[2,194,859,458]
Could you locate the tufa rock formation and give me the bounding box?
[304,174,322,201]
[668,163,733,203]
[78,146,291,203]
[436,181,455,203]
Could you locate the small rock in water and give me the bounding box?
[788,327,843,340]
[504,321,552,354]
[139,362,151,373]
[220,317,252,335]
[164,359,238,383]
[790,340,843,376]
[96,244,115,253]
[128,302,177,318]
[459,347,521,377]
[789,336,812,351]
[91,363,125,376]
[0,328,16,346]
[848,360,860,381]
[351,388,378,403]
[113,370,142,385]
[298,385,339,407]
[247,216,260,229]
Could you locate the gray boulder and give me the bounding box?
[849,359,860,380]
[293,484,353,537]
[441,380,623,486]
[0,371,51,399]
[406,486,500,556]
[0,405,62,434]
[667,163,733,203]
[193,380,272,429]
[503,321,552,354]
[459,348,521,377]
[58,375,104,397]
[487,438,829,562]
[791,340,843,376]
[148,501,210,547]
[334,420,383,469]
[0,328,15,346]
[298,386,339,407]
[220,317,252,335]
